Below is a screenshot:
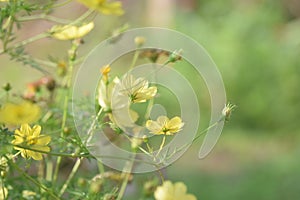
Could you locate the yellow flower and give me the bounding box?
[98,76,120,111]
[50,22,94,40]
[154,181,197,200]
[0,102,41,125]
[0,186,8,200]
[22,190,37,199]
[77,0,124,16]
[120,74,157,103]
[146,116,184,135]
[11,124,51,160]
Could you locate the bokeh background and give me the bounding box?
[1,0,300,199]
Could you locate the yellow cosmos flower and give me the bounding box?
[77,0,124,16]
[98,76,120,111]
[11,124,51,160]
[0,102,41,125]
[120,74,157,103]
[0,186,8,200]
[146,116,184,135]
[154,181,197,200]
[50,22,94,40]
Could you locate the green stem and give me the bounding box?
[85,108,103,145]
[0,33,49,55]
[3,15,13,51]
[17,14,72,24]
[128,50,140,70]
[71,9,94,26]
[59,158,82,197]
[117,153,136,200]
[52,0,73,8]
[46,157,53,182]
[9,160,60,200]
[192,117,224,143]
[156,135,166,157]
[53,41,78,182]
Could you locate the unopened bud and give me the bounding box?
[2,83,11,92]
[168,49,183,63]
[134,36,146,47]
[222,103,236,121]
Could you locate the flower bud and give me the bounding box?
[222,103,236,121]
[134,36,146,47]
[2,83,11,92]
[168,49,183,63]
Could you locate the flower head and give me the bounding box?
[222,102,236,121]
[98,75,120,111]
[11,124,51,160]
[120,74,157,103]
[0,102,41,125]
[146,116,184,135]
[50,22,94,40]
[77,0,124,15]
[154,181,197,200]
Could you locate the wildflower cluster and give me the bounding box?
[0,1,235,199]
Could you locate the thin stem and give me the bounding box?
[71,9,94,26]
[59,158,82,197]
[17,14,72,24]
[97,161,105,175]
[123,134,152,157]
[32,57,57,68]
[0,33,49,55]
[156,135,166,157]
[117,153,136,200]
[128,50,140,70]
[192,117,224,143]
[46,158,53,182]
[85,108,103,145]
[52,0,73,8]
[157,169,165,183]
[53,41,78,182]
[2,15,14,51]
[9,160,60,200]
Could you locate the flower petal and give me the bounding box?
[31,125,41,137]
[36,135,51,146]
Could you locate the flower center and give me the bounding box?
[27,136,38,145]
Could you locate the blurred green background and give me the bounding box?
[1,0,300,199]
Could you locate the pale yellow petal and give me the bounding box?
[20,124,31,137]
[77,22,95,38]
[29,151,43,160]
[51,22,94,40]
[11,135,24,145]
[31,145,50,153]
[167,116,184,133]
[129,109,139,122]
[157,116,169,126]
[97,1,124,15]
[174,182,187,196]
[146,120,163,135]
[185,194,197,200]
[36,135,51,146]
[32,125,41,137]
